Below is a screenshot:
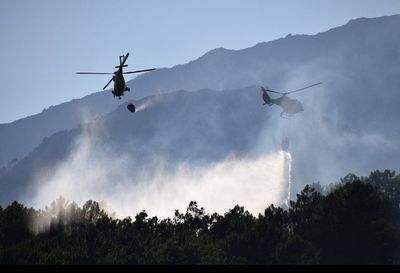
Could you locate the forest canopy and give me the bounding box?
[1,169,400,264]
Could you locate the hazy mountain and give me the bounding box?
[0,92,122,167]
[1,84,399,208]
[1,15,400,208]
[1,15,399,169]
[125,15,400,136]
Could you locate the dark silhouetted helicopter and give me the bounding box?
[76,53,155,112]
[261,82,322,117]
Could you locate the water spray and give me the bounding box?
[283,151,292,207]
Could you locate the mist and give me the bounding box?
[29,115,290,219]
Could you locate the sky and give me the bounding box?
[0,0,399,124]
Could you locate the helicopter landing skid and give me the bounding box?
[280,112,292,119]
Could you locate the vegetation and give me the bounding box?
[1,170,400,264]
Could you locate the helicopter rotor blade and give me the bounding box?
[123,68,156,74]
[115,52,131,69]
[76,72,114,74]
[285,82,323,94]
[266,90,285,94]
[103,77,114,90]
[120,52,130,67]
[261,87,285,95]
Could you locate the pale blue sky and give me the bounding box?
[1,0,399,123]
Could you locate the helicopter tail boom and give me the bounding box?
[261,86,273,105]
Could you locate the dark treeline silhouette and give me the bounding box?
[1,169,400,264]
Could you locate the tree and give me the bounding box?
[317,180,397,264]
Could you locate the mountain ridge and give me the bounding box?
[0,14,399,177]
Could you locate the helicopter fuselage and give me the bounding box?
[112,68,130,99]
[112,69,126,97]
[271,95,304,116]
[262,90,304,116]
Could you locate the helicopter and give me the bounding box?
[76,53,155,112]
[261,82,322,117]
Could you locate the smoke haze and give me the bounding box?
[30,121,289,218]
